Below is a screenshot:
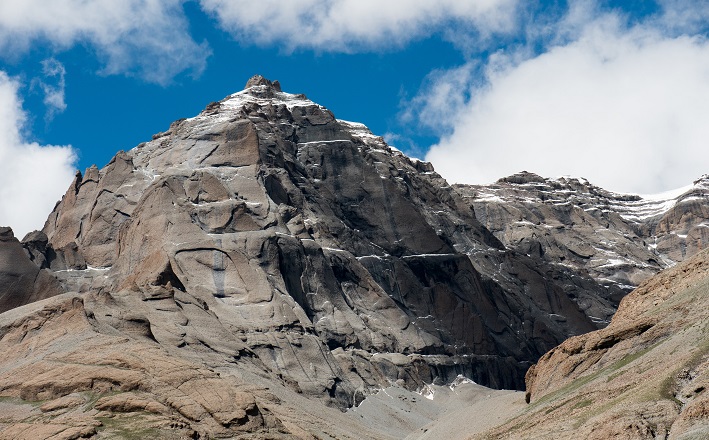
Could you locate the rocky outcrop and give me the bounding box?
[646,175,709,262]
[471,248,709,439]
[457,172,709,296]
[0,227,63,314]
[0,294,315,439]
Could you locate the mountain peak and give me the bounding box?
[497,171,546,185]
[693,173,709,187]
[244,74,281,92]
[35,71,610,415]
[3,74,707,438]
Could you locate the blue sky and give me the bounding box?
[1,0,709,236]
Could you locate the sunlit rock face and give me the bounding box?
[0,76,621,437]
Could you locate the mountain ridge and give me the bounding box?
[456,170,709,297]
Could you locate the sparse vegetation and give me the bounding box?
[605,343,659,383]
[658,374,682,406]
[572,398,592,410]
[96,413,161,440]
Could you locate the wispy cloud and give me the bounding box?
[35,58,67,122]
[0,0,209,85]
[199,0,519,52]
[656,0,709,34]
[0,72,76,238]
[400,63,477,135]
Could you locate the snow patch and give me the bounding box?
[638,183,694,201]
[417,384,436,401]
[449,374,476,391]
[223,86,317,112]
[338,119,384,146]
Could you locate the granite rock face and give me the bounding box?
[0,77,620,437]
[458,172,709,296]
[40,79,606,392]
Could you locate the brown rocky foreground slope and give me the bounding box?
[468,248,709,440]
[0,293,398,439]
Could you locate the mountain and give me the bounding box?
[0,76,618,438]
[456,171,709,295]
[0,76,705,439]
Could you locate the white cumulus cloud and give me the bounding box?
[199,0,518,51]
[0,0,209,84]
[0,72,76,239]
[423,15,709,194]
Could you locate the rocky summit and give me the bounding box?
[0,76,706,439]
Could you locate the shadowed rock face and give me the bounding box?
[0,227,63,314]
[0,77,621,437]
[458,172,709,297]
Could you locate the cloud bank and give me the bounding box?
[0,73,76,238]
[423,12,709,194]
[0,0,209,84]
[200,0,518,51]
